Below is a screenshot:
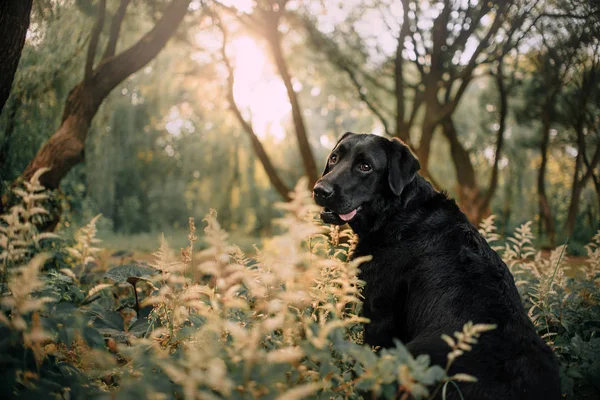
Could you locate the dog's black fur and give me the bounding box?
[313,133,560,400]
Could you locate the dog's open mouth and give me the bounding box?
[322,205,362,223]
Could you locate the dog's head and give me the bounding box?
[313,132,420,230]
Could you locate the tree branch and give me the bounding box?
[92,0,191,99]
[84,0,106,81]
[448,2,491,54]
[436,2,510,123]
[302,16,393,136]
[102,0,131,60]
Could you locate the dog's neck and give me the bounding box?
[349,174,438,237]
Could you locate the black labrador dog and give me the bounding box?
[313,133,560,400]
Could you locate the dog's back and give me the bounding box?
[354,192,560,399]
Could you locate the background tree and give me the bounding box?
[18,0,192,193]
[0,0,33,115]
[213,11,291,200]
[214,0,319,187]
[302,0,540,222]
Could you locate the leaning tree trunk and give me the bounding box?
[264,16,318,187]
[216,16,291,201]
[0,0,33,115]
[21,0,191,189]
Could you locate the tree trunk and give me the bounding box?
[476,64,508,221]
[21,0,191,189]
[265,21,318,187]
[564,132,600,236]
[538,107,556,246]
[441,117,482,223]
[217,15,291,201]
[226,91,291,201]
[0,0,33,115]
[417,97,438,183]
[501,163,514,237]
[564,165,584,237]
[0,97,20,179]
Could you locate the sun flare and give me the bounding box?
[229,36,290,142]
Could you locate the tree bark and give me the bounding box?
[265,15,318,187]
[393,0,412,144]
[21,0,191,189]
[564,133,600,235]
[538,106,556,246]
[417,87,440,182]
[564,160,584,237]
[501,163,514,237]
[0,0,33,115]
[0,97,20,179]
[563,63,600,236]
[441,117,482,223]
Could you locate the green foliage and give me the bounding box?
[480,218,600,399]
[2,178,600,399]
[1,179,505,400]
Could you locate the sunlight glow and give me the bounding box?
[230,36,290,142]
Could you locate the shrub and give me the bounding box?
[1,179,599,399]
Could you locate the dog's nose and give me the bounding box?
[313,182,334,199]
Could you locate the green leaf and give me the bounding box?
[90,309,125,331]
[58,327,76,348]
[129,316,152,338]
[82,326,105,349]
[104,264,158,285]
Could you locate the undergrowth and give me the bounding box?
[0,177,599,399]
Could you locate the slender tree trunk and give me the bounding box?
[501,163,514,237]
[216,15,291,201]
[20,0,191,190]
[393,2,411,144]
[564,64,599,236]
[0,0,33,115]
[592,175,600,222]
[564,133,600,235]
[0,97,20,178]
[417,96,439,182]
[538,107,556,246]
[441,117,482,222]
[227,98,291,201]
[476,65,508,221]
[564,167,584,236]
[265,21,318,187]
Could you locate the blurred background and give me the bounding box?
[0,0,599,254]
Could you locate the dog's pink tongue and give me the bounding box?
[338,209,357,221]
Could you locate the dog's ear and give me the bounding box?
[322,132,354,176]
[387,138,420,196]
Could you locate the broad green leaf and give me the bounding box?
[104,264,158,285]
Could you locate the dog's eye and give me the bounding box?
[329,154,338,164]
[359,163,372,172]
